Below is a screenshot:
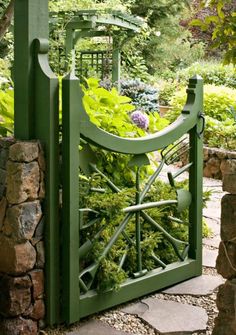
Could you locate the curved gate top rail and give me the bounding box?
[78,75,203,154]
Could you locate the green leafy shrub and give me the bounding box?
[165,84,236,150]
[157,79,184,106]
[82,78,169,186]
[82,77,145,138]
[0,58,12,89]
[167,84,236,122]
[204,117,236,150]
[80,177,211,292]
[120,79,159,113]
[176,61,236,89]
[0,89,14,136]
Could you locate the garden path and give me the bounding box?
[46,168,224,335]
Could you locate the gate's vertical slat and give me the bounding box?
[189,76,204,273]
[62,74,81,323]
[34,39,60,326]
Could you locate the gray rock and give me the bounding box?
[203,248,218,268]
[140,298,208,334]
[66,319,130,335]
[9,142,39,163]
[0,148,9,169]
[162,275,224,296]
[3,201,42,242]
[120,302,149,316]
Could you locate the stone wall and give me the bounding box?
[213,167,236,334]
[203,147,236,180]
[0,139,45,335]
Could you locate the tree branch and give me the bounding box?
[0,0,14,40]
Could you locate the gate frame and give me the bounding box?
[61,74,203,323]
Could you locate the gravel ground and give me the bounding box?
[43,266,220,335]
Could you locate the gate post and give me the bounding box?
[14,0,48,139]
[14,0,60,326]
[189,75,204,273]
[61,73,81,323]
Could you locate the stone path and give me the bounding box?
[58,174,224,335]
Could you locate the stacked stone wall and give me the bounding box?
[181,145,236,180]
[213,165,236,334]
[0,139,45,335]
[203,147,236,180]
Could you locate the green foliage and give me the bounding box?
[80,177,211,291]
[0,88,14,136]
[0,58,12,89]
[149,34,205,76]
[165,84,236,150]
[82,78,169,186]
[120,79,159,113]
[157,79,184,106]
[176,61,236,88]
[167,84,236,122]
[121,50,150,82]
[130,0,190,27]
[132,11,206,76]
[191,0,236,64]
[49,0,131,12]
[82,77,144,137]
[204,116,236,150]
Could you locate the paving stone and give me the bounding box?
[140,298,208,334]
[204,217,220,235]
[120,301,148,316]
[162,275,224,296]
[203,201,221,220]
[203,248,218,268]
[66,319,130,335]
[203,236,221,249]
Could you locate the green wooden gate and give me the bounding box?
[14,0,204,327]
[61,74,204,324]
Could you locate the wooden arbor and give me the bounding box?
[64,10,143,88]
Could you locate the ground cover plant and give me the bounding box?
[79,171,211,292]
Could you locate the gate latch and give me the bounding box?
[197,112,205,138]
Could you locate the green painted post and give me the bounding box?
[61,73,81,323]
[14,0,49,139]
[14,0,60,325]
[188,76,204,274]
[34,38,60,325]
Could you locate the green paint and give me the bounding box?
[14,0,49,139]
[61,74,81,323]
